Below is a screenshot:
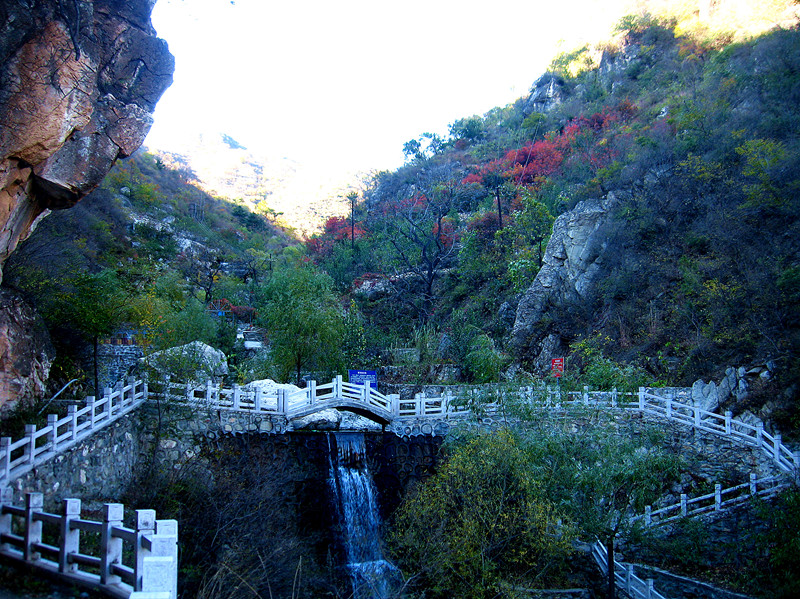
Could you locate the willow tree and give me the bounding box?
[257,266,346,384]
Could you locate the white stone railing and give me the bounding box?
[0,490,177,598]
[591,541,667,599]
[0,378,147,487]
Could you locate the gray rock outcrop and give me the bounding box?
[0,0,174,282]
[511,195,617,370]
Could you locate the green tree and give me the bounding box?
[256,266,346,383]
[391,428,575,598]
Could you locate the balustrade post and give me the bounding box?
[442,390,450,415]
[157,519,179,599]
[24,492,43,562]
[100,503,124,585]
[750,472,757,495]
[644,505,651,527]
[725,411,732,435]
[309,380,317,404]
[335,375,343,398]
[638,387,645,411]
[25,424,36,467]
[415,393,423,416]
[277,389,287,414]
[646,578,654,599]
[793,451,800,475]
[68,405,78,441]
[0,488,13,553]
[680,493,687,517]
[625,564,633,593]
[163,375,171,401]
[47,414,58,448]
[694,403,701,428]
[583,386,589,405]
[714,484,722,511]
[143,379,149,401]
[59,498,81,574]
[666,396,672,420]
[87,397,97,429]
[363,380,371,404]
[0,439,10,482]
[232,385,240,410]
[254,387,262,411]
[104,387,113,418]
[205,380,213,402]
[756,422,764,447]
[774,433,783,464]
[612,387,618,408]
[134,509,156,590]
[391,394,400,416]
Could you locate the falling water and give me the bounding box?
[328,432,400,599]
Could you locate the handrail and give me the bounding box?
[0,379,147,487]
[0,490,177,598]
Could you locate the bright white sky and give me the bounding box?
[144,0,632,177]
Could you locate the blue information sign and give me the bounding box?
[348,369,378,390]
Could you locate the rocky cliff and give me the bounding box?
[0,0,173,405]
[511,195,617,371]
[0,0,174,283]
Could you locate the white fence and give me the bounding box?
[0,379,147,487]
[0,490,177,598]
[591,541,667,599]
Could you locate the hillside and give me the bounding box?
[305,12,800,430]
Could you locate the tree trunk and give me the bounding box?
[93,335,100,399]
[607,535,615,599]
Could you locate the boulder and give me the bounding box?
[141,341,228,384]
[291,409,342,431]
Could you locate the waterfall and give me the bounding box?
[328,432,400,599]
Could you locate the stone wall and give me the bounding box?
[97,343,144,391]
[6,412,141,509]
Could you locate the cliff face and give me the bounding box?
[0,0,174,283]
[511,196,616,371]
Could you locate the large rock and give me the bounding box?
[511,196,616,370]
[141,341,228,384]
[0,0,174,282]
[0,288,55,409]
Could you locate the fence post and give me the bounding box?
[277,389,287,414]
[612,387,618,408]
[47,414,58,448]
[309,380,317,404]
[0,487,13,552]
[205,380,213,402]
[335,375,343,398]
[127,377,137,403]
[644,505,652,527]
[134,509,156,590]
[59,498,81,574]
[100,503,124,585]
[694,403,701,428]
[68,405,78,441]
[254,387,262,411]
[774,433,783,464]
[750,472,757,495]
[725,411,732,435]
[583,386,589,405]
[157,519,179,599]
[391,394,400,416]
[143,379,149,401]
[363,380,371,404]
[104,386,114,418]
[232,385,240,410]
[415,393,423,416]
[714,484,722,511]
[163,375,171,401]
[638,387,645,411]
[756,422,764,447]
[646,579,654,599]
[0,439,10,483]
[24,492,43,561]
[666,396,672,420]
[625,564,633,594]
[680,493,687,517]
[25,424,36,467]
[87,397,97,429]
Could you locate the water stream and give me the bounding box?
[328,432,400,599]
